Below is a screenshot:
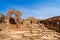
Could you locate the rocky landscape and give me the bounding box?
[0,10,60,40]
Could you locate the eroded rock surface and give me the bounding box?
[40,16,60,33]
[0,10,60,40]
[0,14,5,24]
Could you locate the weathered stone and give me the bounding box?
[40,16,60,33]
[0,10,60,40]
[0,14,5,24]
[5,10,22,28]
[26,16,38,24]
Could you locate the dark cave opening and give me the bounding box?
[9,17,16,24]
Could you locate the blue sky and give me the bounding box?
[0,0,60,19]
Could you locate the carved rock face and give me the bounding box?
[4,10,22,27]
[40,16,60,33]
[26,17,38,24]
[0,14,5,24]
[0,10,60,33]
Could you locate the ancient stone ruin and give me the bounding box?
[5,10,22,27]
[0,10,60,40]
[0,10,60,32]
